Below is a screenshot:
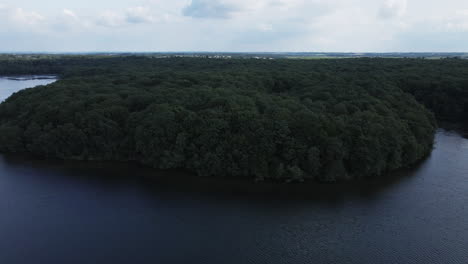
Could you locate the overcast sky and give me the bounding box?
[1,0,468,52]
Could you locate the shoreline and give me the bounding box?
[439,122,468,138]
[0,75,58,81]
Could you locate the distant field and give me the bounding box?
[1,52,468,61]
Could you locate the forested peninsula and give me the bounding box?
[0,56,466,182]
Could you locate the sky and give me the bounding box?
[1,0,468,52]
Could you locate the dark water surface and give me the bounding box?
[0,79,467,264]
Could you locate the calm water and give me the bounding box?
[0,79,468,264]
[0,76,56,101]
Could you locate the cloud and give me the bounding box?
[379,0,407,19]
[394,22,468,52]
[96,10,126,27]
[1,0,468,52]
[0,5,47,34]
[182,0,239,19]
[443,9,468,32]
[95,7,159,27]
[10,7,45,26]
[63,9,78,20]
[50,9,95,31]
[126,6,155,24]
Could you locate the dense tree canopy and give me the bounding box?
[1,56,466,182]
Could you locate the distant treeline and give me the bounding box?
[0,56,466,182]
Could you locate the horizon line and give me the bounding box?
[1,51,468,54]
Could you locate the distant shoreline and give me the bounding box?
[1,75,58,81]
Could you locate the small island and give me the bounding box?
[0,55,466,182]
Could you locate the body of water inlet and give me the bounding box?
[0,78,467,264]
[0,76,56,101]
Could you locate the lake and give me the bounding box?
[0,78,467,264]
[0,76,56,102]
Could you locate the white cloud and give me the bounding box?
[96,10,126,27]
[379,0,407,19]
[182,0,239,19]
[181,0,325,19]
[443,9,468,31]
[63,9,78,20]
[51,9,95,31]
[257,23,274,32]
[10,7,45,26]
[1,0,468,52]
[126,6,156,24]
[96,6,161,27]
